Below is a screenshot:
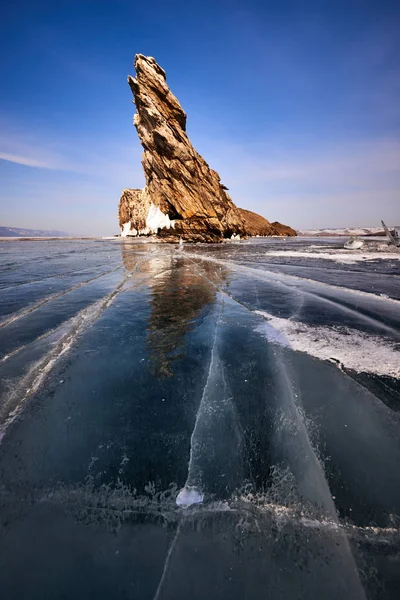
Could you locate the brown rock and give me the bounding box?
[119,54,296,241]
[236,209,296,237]
[238,208,273,236]
[118,189,145,231]
[120,54,246,242]
[269,221,297,237]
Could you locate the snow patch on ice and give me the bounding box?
[266,250,400,264]
[176,486,204,508]
[255,311,400,377]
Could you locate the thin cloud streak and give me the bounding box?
[0,124,144,183]
[0,151,56,169]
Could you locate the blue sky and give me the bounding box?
[1,0,399,234]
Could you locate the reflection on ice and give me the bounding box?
[121,243,228,376]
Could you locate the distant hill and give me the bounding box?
[0,226,70,238]
[298,227,388,237]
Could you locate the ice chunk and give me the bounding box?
[176,486,204,508]
[344,237,364,250]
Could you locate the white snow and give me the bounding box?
[255,311,400,378]
[176,486,204,508]
[121,222,138,237]
[120,204,176,237]
[145,203,173,233]
[265,250,400,264]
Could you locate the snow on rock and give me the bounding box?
[120,203,176,237]
[145,203,174,233]
[121,222,138,237]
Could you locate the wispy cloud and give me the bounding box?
[0,151,57,169]
[0,123,76,172]
[0,119,144,184]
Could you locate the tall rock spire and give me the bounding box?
[119,54,296,241]
[119,54,246,242]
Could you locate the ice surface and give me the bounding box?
[0,238,398,600]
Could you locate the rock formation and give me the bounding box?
[238,209,296,237]
[119,54,296,241]
[269,221,297,237]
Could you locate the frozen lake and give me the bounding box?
[0,237,399,599]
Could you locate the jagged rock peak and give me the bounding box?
[118,54,296,242]
[120,54,246,242]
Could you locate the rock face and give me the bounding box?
[269,221,297,237]
[237,209,296,237]
[119,54,296,241]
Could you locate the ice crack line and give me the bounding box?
[0,274,129,442]
[0,265,123,329]
[186,254,399,337]
[184,250,400,307]
[0,256,155,364]
[0,262,119,292]
[152,525,181,600]
[152,301,224,600]
[178,300,223,503]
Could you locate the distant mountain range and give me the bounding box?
[298,227,390,237]
[0,226,70,238]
